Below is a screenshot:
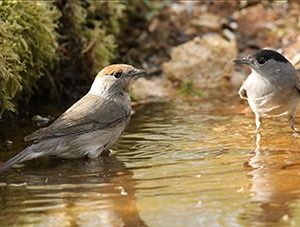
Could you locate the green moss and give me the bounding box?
[0,21,23,115]
[83,1,124,72]
[0,1,60,117]
[0,1,126,118]
[56,1,125,82]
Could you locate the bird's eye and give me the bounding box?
[257,57,266,65]
[113,72,122,79]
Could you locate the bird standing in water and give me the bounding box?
[233,49,300,132]
[0,64,145,173]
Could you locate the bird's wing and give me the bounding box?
[25,94,130,142]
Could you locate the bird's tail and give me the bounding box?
[0,146,38,173]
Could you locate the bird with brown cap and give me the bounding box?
[0,64,145,173]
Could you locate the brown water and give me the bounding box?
[1,88,300,226]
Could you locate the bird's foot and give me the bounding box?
[292,132,300,138]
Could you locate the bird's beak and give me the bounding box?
[129,69,147,77]
[232,57,250,65]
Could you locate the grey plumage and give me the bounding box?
[233,49,300,132]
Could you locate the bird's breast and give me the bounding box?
[244,73,300,117]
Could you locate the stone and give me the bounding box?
[131,76,175,100]
[163,34,238,88]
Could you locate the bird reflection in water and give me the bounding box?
[240,133,300,225]
[0,155,147,226]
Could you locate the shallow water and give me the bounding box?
[1,88,300,226]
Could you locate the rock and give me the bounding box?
[131,76,175,100]
[191,13,221,31]
[162,34,238,88]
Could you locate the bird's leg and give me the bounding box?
[255,132,261,151]
[289,115,299,138]
[255,114,262,133]
[289,115,297,132]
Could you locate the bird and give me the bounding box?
[0,64,145,173]
[233,49,300,132]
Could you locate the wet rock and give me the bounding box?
[162,34,238,88]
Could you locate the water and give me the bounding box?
[1,88,300,226]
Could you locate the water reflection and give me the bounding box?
[2,88,300,226]
[240,132,300,226]
[0,156,146,226]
